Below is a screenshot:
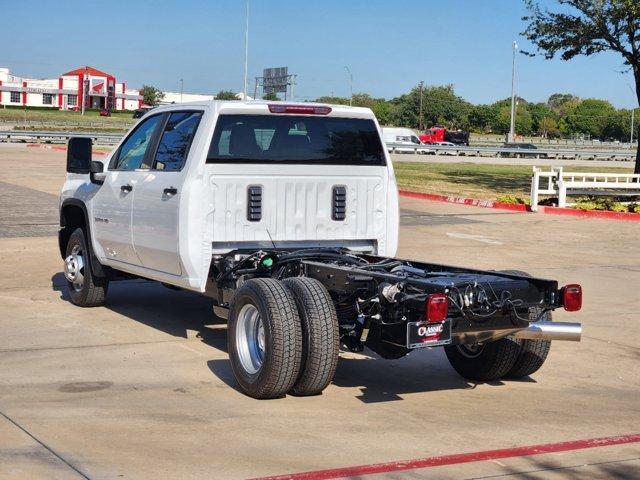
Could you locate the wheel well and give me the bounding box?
[59,205,86,258]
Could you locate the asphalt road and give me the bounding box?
[0,145,638,479]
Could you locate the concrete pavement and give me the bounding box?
[0,145,638,479]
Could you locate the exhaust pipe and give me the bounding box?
[513,321,581,342]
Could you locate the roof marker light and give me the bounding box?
[268,104,332,115]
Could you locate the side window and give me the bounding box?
[112,115,162,170]
[153,112,203,171]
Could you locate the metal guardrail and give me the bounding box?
[0,131,637,160]
[386,142,636,161]
[530,166,640,210]
[0,130,122,145]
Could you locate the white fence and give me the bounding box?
[530,166,640,211]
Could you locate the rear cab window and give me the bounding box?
[207,114,386,166]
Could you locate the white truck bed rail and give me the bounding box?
[530,166,640,211]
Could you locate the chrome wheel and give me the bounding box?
[235,303,266,374]
[64,244,85,292]
[457,343,485,358]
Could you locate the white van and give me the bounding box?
[381,127,427,154]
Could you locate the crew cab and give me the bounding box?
[59,101,582,399]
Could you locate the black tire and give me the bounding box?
[283,277,339,396]
[506,306,552,379]
[444,337,522,382]
[499,270,552,378]
[228,278,302,399]
[64,228,108,307]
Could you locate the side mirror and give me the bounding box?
[90,161,103,173]
[66,137,93,174]
[89,160,105,185]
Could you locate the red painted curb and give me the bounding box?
[26,143,107,156]
[540,205,640,221]
[399,190,529,212]
[399,190,640,221]
[253,433,640,480]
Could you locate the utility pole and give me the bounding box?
[243,0,249,101]
[81,66,87,116]
[418,81,424,131]
[180,79,183,103]
[508,41,518,143]
[344,66,353,106]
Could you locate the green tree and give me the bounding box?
[563,99,616,139]
[547,93,580,111]
[494,105,533,136]
[469,104,497,132]
[538,116,560,138]
[215,90,239,100]
[140,85,165,106]
[603,109,632,141]
[390,84,472,130]
[262,92,279,101]
[314,96,350,105]
[523,0,640,171]
[526,102,557,133]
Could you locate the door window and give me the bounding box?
[153,111,203,171]
[112,115,162,170]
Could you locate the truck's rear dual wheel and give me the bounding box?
[64,228,108,307]
[499,270,552,379]
[283,277,339,396]
[228,278,302,399]
[505,307,552,378]
[444,337,522,382]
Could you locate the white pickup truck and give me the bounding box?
[60,101,582,399]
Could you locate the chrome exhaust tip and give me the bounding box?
[513,321,581,342]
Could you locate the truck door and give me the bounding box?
[132,111,203,276]
[92,114,164,266]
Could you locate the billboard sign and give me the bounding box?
[263,67,288,94]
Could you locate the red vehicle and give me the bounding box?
[419,127,469,146]
[99,108,111,117]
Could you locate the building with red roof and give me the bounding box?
[0,65,143,111]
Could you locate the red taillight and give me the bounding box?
[426,293,449,323]
[561,284,582,312]
[268,104,332,115]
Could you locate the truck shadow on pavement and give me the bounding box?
[52,273,510,402]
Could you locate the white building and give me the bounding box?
[0,66,142,111]
[0,65,250,111]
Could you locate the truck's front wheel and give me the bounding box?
[64,228,108,307]
[228,279,302,399]
[444,337,521,382]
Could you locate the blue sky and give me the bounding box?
[2,0,635,107]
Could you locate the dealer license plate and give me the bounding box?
[407,320,452,349]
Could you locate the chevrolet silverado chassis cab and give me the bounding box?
[59,101,583,399]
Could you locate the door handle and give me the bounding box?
[163,187,178,196]
[120,184,133,193]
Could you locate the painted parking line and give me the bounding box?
[252,433,640,480]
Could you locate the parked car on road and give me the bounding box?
[433,141,458,155]
[500,142,547,158]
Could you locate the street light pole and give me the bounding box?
[243,0,250,101]
[508,41,518,143]
[631,108,635,146]
[419,81,424,131]
[344,66,353,106]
